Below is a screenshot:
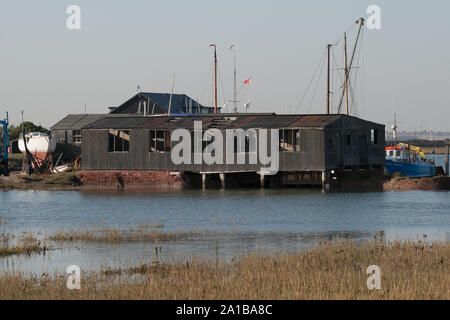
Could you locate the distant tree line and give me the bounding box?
[8,122,50,141]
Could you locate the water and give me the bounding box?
[1,189,449,274]
[430,154,447,168]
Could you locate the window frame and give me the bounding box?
[72,130,82,144]
[149,130,171,153]
[108,129,130,153]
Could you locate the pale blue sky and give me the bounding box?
[0,0,449,131]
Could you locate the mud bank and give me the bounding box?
[0,170,184,191]
[383,176,450,191]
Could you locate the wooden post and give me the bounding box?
[219,173,225,190]
[445,139,450,176]
[202,173,206,190]
[321,171,326,191]
[260,174,265,189]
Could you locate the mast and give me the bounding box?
[210,44,218,114]
[338,18,365,114]
[344,33,349,115]
[233,46,237,113]
[326,44,331,114]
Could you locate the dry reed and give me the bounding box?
[0,233,48,257]
[47,222,201,244]
[0,239,448,300]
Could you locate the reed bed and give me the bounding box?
[0,239,448,300]
[47,222,202,244]
[0,233,48,258]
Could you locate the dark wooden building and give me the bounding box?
[80,114,385,189]
[51,114,106,162]
[51,92,217,162]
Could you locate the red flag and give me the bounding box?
[244,79,251,85]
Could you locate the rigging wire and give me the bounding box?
[331,46,344,113]
[294,48,327,113]
[360,29,367,117]
[217,65,228,107]
[331,21,358,46]
[200,58,213,107]
[350,27,365,116]
[307,52,327,114]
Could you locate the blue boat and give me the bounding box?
[385,145,436,177]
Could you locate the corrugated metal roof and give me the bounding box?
[84,114,346,130]
[83,116,149,129]
[51,114,106,130]
[288,114,341,127]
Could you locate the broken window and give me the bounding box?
[371,129,378,145]
[108,130,130,152]
[294,130,300,151]
[346,131,354,146]
[72,130,82,144]
[279,129,298,152]
[150,130,171,152]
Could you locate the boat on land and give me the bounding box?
[18,132,57,161]
[385,143,436,177]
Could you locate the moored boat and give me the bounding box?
[385,144,436,177]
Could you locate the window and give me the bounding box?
[150,130,171,152]
[371,129,378,145]
[346,131,354,146]
[72,130,81,144]
[279,129,300,152]
[108,130,130,152]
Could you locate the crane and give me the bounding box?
[397,143,427,161]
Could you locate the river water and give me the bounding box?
[1,188,449,274]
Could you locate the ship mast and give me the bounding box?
[344,33,349,115]
[326,44,331,114]
[210,44,218,114]
[337,18,365,115]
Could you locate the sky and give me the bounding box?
[0,0,449,131]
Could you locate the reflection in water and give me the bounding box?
[0,188,449,274]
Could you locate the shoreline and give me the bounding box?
[2,171,450,192]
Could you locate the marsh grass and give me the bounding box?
[0,239,448,300]
[47,222,202,244]
[0,233,48,258]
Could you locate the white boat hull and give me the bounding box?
[18,133,57,161]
